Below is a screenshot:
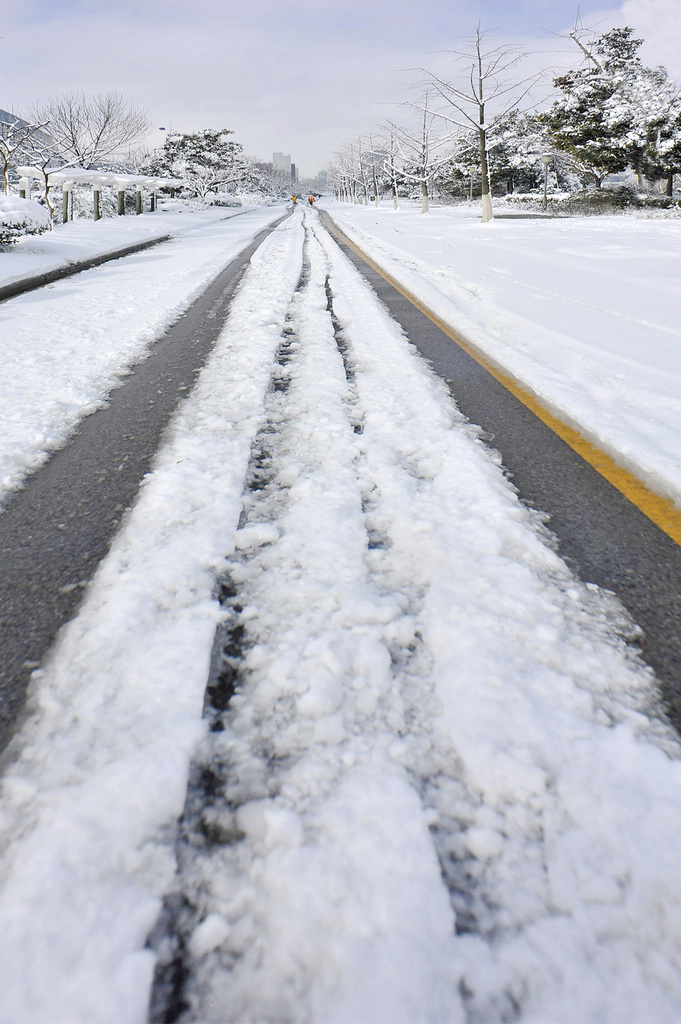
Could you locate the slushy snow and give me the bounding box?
[0,205,680,1023]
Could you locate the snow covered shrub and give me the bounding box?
[0,194,51,243]
[562,186,677,214]
[206,192,242,207]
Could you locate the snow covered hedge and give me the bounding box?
[562,186,679,214]
[0,194,51,244]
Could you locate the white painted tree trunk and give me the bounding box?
[481,192,493,223]
[421,181,429,214]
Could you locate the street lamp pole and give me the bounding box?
[541,154,552,212]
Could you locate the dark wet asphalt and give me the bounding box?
[320,211,681,733]
[0,214,287,753]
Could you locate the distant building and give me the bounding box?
[273,152,292,176]
[0,108,52,148]
[317,170,328,187]
[290,163,297,182]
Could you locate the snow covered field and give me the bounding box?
[0,204,285,498]
[326,200,681,510]
[1,207,681,1022]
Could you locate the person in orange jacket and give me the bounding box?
[308,194,316,206]
[291,195,298,205]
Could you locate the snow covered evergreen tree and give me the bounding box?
[542,27,681,189]
[146,129,251,199]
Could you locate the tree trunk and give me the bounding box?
[476,39,493,224]
[43,173,54,228]
[667,171,674,197]
[389,133,399,210]
[421,178,429,214]
[359,161,369,205]
[479,128,493,223]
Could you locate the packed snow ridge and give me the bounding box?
[0,205,680,1023]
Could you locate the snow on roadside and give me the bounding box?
[0,204,285,501]
[0,214,304,1024]
[324,201,681,510]
[0,204,259,291]
[1,207,681,1024]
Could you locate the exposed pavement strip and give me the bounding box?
[319,209,681,733]
[0,213,289,754]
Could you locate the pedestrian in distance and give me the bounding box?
[308,195,316,206]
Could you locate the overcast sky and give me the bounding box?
[2,0,679,176]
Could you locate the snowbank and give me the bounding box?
[0,194,50,243]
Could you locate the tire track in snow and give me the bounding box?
[0,211,307,1024]
[148,227,314,1022]
[149,211,681,1024]
[149,216,469,1023]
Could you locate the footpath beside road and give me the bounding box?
[0,233,172,303]
[0,206,259,303]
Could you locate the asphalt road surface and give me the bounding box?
[0,214,288,753]
[2,206,680,758]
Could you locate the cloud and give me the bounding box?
[1,0,679,174]
[619,0,681,77]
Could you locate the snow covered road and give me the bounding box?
[0,210,288,750]
[1,209,681,1023]
[0,204,285,501]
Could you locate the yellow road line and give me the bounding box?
[323,214,681,548]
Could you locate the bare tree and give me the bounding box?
[17,131,79,226]
[27,92,151,169]
[332,140,363,203]
[0,115,48,194]
[388,91,454,213]
[421,27,544,221]
[380,127,402,210]
[356,137,371,205]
